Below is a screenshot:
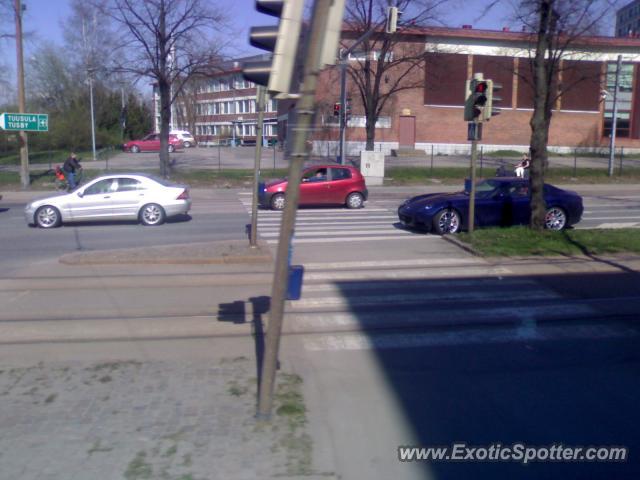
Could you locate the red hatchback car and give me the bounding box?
[123,133,183,153]
[259,165,368,210]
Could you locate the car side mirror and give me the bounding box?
[77,190,84,198]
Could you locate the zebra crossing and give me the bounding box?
[579,194,640,229]
[238,193,428,244]
[276,259,640,353]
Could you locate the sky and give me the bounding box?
[1,0,518,60]
[0,0,619,96]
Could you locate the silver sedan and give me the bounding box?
[25,173,191,228]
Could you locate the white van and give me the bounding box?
[170,130,196,148]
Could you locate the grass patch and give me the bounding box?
[457,227,640,257]
[227,381,249,397]
[382,166,640,186]
[124,451,153,480]
[0,148,118,166]
[170,168,287,187]
[484,149,523,157]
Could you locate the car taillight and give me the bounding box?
[177,189,189,200]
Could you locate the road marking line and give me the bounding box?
[301,258,485,270]
[592,222,639,229]
[303,266,514,280]
[257,216,398,223]
[267,235,433,244]
[261,229,415,238]
[584,216,640,220]
[289,289,561,310]
[252,209,392,215]
[302,322,631,352]
[258,221,396,227]
[300,277,536,294]
[259,224,399,232]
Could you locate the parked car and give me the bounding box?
[259,165,368,210]
[123,133,183,153]
[25,173,191,228]
[170,130,196,148]
[397,177,583,234]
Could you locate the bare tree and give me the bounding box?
[510,0,620,230]
[343,0,449,151]
[99,0,227,176]
[64,1,114,73]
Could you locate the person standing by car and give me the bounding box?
[63,152,82,190]
[515,153,530,178]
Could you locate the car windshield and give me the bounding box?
[465,179,501,198]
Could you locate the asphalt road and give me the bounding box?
[0,189,250,274]
[2,184,640,479]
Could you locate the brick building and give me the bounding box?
[158,55,278,146]
[298,26,640,155]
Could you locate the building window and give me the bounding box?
[348,50,393,62]
[603,62,634,138]
[237,99,251,113]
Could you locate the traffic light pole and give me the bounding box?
[257,0,334,420]
[468,133,478,233]
[250,86,266,248]
[338,59,347,164]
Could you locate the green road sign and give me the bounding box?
[0,112,49,132]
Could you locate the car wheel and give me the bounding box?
[168,144,175,153]
[35,205,61,228]
[545,206,567,231]
[140,203,166,226]
[130,145,140,153]
[183,141,191,148]
[271,193,285,210]
[346,192,364,209]
[433,209,461,235]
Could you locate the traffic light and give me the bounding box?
[385,6,399,34]
[483,80,502,121]
[464,77,489,122]
[333,103,341,117]
[320,0,346,66]
[345,97,352,121]
[242,0,304,95]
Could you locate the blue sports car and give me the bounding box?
[397,177,583,234]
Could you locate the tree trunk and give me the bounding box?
[159,79,171,178]
[529,0,556,231]
[365,111,376,151]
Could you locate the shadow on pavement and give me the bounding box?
[331,269,640,479]
[218,296,271,391]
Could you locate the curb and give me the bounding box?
[59,240,273,266]
[441,233,483,256]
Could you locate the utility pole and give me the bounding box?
[257,0,335,420]
[120,85,126,143]
[250,86,266,248]
[14,0,29,189]
[608,55,622,177]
